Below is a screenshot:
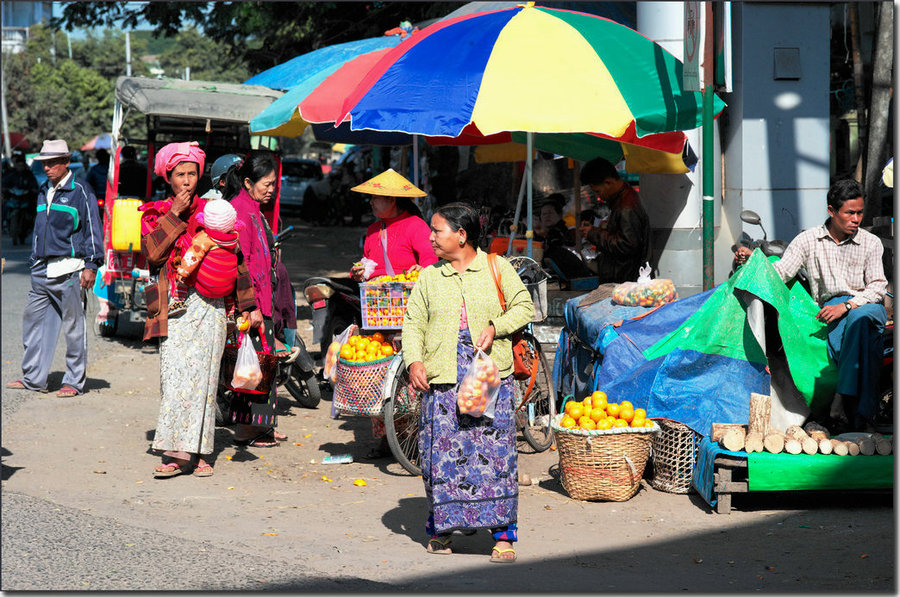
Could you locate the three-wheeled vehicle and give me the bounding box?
[95,76,320,407]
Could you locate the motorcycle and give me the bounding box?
[730,209,789,272]
[301,275,362,365]
[216,225,321,424]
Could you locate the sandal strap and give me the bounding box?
[429,537,452,547]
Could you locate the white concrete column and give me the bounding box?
[636,2,724,295]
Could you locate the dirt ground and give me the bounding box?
[1,218,893,591]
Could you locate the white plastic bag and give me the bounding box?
[612,262,677,307]
[230,334,262,390]
[457,349,502,418]
[323,323,359,381]
[359,257,377,281]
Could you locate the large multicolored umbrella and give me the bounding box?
[244,35,403,91]
[252,45,697,174]
[339,3,726,138]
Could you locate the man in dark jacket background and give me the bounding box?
[579,157,652,283]
[6,139,104,397]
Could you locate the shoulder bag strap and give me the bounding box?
[380,221,396,277]
[486,252,506,311]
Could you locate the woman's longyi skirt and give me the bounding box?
[153,291,226,456]
[418,328,518,536]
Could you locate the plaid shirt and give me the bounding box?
[773,220,886,307]
[142,208,255,340]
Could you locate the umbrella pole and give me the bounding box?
[526,132,534,259]
[507,165,528,256]
[412,134,419,187]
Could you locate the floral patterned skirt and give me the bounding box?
[418,328,518,536]
[153,290,226,455]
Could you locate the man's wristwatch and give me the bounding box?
[844,302,853,311]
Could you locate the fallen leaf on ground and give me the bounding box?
[353,479,367,486]
[861,554,869,559]
[305,434,312,438]
[93,470,106,474]
[225,456,233,460]
[293,442,303,446]
[228,487,235,490]
[262,533,278,536]
[321,476,332,482]
[692,557,703,564]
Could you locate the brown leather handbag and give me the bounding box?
[486,253,538,385]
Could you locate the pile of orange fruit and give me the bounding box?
[559,390,653,431]
[369,270,420,284]
[337,332,395,364]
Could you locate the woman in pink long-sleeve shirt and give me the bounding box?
[351,195,437,281]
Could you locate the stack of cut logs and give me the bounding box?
[711,393,893,456]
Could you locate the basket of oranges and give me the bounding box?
[360,271,420,330]
[550,391,658,502]
[333,333,397,417]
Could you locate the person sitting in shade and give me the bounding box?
[579,157,651,283]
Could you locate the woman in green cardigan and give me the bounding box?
[403,203,534,563]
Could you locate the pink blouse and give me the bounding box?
[362,211,437,279]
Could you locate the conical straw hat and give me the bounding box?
[351,168,426,197]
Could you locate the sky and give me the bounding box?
[53,1,152,39]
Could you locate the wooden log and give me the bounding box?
[830,439,849,456]
[745,431,764,453]
[784,437,803,455]
[722,427,746,452]
[846,441,860,456]
[800,436,819,455]
[855,437,876,456]
[748,393,771,436]
[872,433,892,456]
[807,429,829,442]
[763,431,785,454]
[817,438,833,455]
[711,423,748,443]
[784,425,809,441]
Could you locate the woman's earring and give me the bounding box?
[459,239,465,247]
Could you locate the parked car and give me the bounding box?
[279,158,325,212]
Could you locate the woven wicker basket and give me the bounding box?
[551,414,657,501]
[650,418,701,494]
[333,356,393,416]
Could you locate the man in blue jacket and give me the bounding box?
[6,139,104,396]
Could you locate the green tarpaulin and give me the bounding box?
[644,250,838,415]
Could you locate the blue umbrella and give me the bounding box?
[244,35,403,90]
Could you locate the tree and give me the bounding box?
[157,27,250,82]
[53,2,465,75]
[4,24,125,149]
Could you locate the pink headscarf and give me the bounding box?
[154,141,206,182]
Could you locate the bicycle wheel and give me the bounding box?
[383,354,422,475]
[519,333,556,452]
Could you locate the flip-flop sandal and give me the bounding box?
[153,462,189,478]
[284,346,301,364]
[490,547,517,563]
[426,537,452,555]
[56,385,80,397]
[6,380,49,393]
[233,432,279,448]
[193,463,214,477]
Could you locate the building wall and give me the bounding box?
[724,3,832,243]
[1,1,52,53]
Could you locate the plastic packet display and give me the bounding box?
[612,262,677,307]
[457,349,502,418]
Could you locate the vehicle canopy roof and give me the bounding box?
[115,76,283,123]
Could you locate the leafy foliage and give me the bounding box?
[157,27,251,83]
[53,1,465,74]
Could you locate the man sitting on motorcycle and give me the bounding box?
[2,150,38,244]
[735,179,887,432]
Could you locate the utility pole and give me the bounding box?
[125,31,132,76]
[67,32,72,59]
[1,47,12,158]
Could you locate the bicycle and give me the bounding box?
[381,255,556,476]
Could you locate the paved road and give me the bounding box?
[2,221,893,591]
